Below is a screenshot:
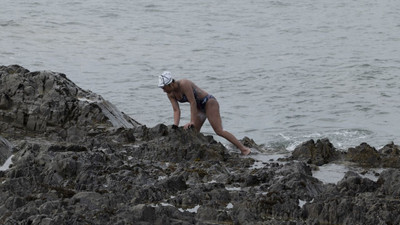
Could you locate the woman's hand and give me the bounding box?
[184,122,194,130]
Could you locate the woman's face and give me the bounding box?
[162,84,173,93]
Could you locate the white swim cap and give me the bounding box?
[158,71,173,88]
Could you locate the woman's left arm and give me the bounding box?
[180,80,198,129]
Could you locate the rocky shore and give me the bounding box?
[1,65,400,225]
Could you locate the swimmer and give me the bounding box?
[158,71,251,155]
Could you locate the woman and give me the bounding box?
[158,71,251,155]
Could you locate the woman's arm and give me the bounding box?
[179,80,198,128]
[168,94,181,126]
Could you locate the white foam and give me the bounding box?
[298,198,313,208]
[0,155,14,171]
[77,97,97,103]
[298,200,307,208]
[158,176,167,180]
[159,202,200,213]
[250,161,265,169]
[225,187,241,191]
[278,133,291,141]
[186,205,200,213]
[160,203,174,207]
[250,153,288,166]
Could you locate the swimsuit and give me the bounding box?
[177,88,215,112]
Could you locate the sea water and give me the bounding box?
[1,0,399,152]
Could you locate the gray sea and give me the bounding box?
[1,0,400,152]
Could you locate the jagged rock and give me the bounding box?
[346,142,381,167]
[304,192,400,225]
[130,124,229,163]
[271,162,325,200]
[379,142,400,168]
[337,171,378,195]
[0,136,12,166]
[290,139,340,166]
[70,191,105,211]
[131,204,156,222]
[240,136,266,152]
[0,65,140,142]
[2,65,400,224]
[303,170,400,225]
[379,142,400,155]
[377,169,400,196]
[0,93,12,110]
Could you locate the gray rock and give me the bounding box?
[0,65,140,142]
[131,204,156,222]
[346,142,381,167]
[337,171,378,195]
[377,169,400,196]
[0,136,12,166]
[291,139,340,166]
[379,142,400,168]
[1,65,400,224]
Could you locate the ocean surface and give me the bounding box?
[1,0,399,152]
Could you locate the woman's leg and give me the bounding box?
[193,112,207,132]
[205,99,251,155]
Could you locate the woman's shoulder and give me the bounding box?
[178,79,195,89]
[179,78,192,85]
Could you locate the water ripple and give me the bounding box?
[1,0,399,149]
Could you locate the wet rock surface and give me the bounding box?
[290,138,340,166]
[1,65,400,224]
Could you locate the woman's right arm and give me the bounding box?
[168,95,180,126]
